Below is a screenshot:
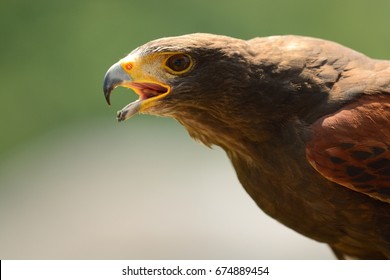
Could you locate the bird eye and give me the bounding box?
[165,54,192,73]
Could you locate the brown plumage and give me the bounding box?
[103,33,390,259]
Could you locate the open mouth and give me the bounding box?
[116,82,170,122]
[128,82,169,100]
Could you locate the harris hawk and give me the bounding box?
[103,33,390,259]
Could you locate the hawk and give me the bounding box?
[103,34,390,259]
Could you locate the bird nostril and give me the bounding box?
[124,62,133,71]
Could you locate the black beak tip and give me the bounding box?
[103,87,112,106]
[103,73,113,105]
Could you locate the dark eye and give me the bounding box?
[166,54,192,73]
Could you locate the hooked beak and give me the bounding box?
[103,62,132,106]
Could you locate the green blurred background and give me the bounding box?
[0,0,389,259]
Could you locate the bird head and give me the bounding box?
[103,33,251,122]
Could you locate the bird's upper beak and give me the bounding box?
[103,62,132,106]
[103,59,170,121]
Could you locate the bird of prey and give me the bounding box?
[103,33,390,259]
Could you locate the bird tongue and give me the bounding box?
[116,99,142,122]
